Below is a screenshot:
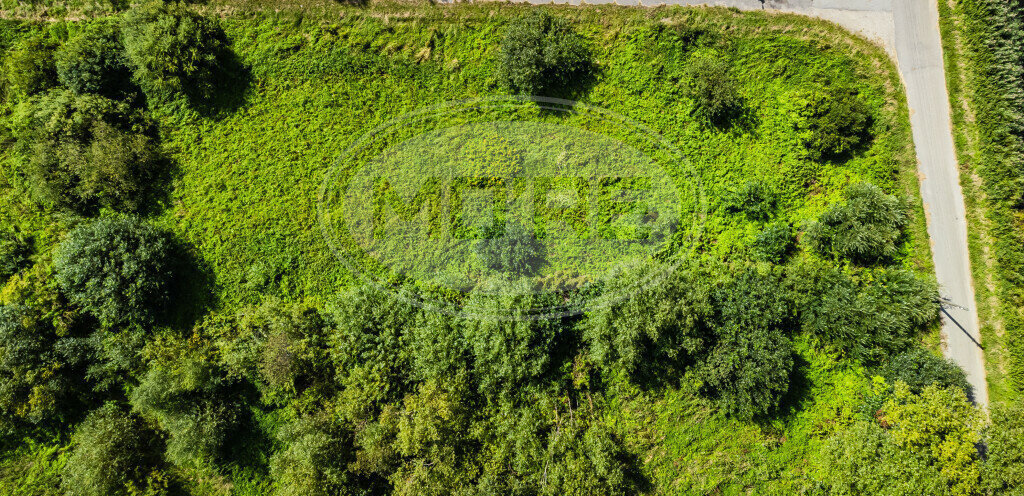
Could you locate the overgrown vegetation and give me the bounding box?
[0,1,1007,494]
[938,0,1024,399]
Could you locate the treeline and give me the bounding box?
[941,0,1024,389]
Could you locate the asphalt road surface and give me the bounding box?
[500,0,990,404]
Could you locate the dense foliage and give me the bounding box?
[807,182,908,264]
[0,3,1006,495]
[495,11,591,95]
[683,55,743,125]
[12,89,163,213]
[60,403,166,496]
[56,21,133,98]
[54,217,175,326]
[121,2,229,103]
[796,86,872,160]
[4,36,57,97]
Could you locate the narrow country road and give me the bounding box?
[506,0,990,404]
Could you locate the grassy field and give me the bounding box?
[0,2,937,493]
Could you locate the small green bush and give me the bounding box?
[806,183,908,264]
[54,217,175,326]
[121,2,228,102]
[878,348,972,396]
[752,222,794,263]
[56,21,133,97]
[724,180,777,221]
[61,403,165,496]
[495,11,591,95]
[797,87,872,160]
[984,401,1024,494]
[683,56,743,125]
[13,89,162,213]
[5,36,58,97]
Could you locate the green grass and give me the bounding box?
[0,2,933,493]
[937,0,1024,401]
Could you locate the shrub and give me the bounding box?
[5,36,58,97]
[583,261,713,383]
[0,229,31,279]
[13,89,162,213]
[809,421,947,494]
[699,267,794,419]
[984,401,1024,495]
[683,56,743,125]
[806,183,908,264]
[790,262,940,361]
[752,221,794,263]
[797,87,872,160]
[121,2,228,103]
[462,280,563,396]
[271,414,355,496]
[214,299,330,401]
[473,222,545,275]
[724,180,777,221]
[54,217,175,326]
[328,285,420,420]
[130,356,240,468]
[56,21,133,98]
[878,348,972,397]
[882,383,984,495]
[61,403,165,496]
[495,11,591,95]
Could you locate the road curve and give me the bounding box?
[500,0,990,403]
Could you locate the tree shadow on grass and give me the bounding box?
[159,236,218,332]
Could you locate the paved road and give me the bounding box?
[505,0,990,404]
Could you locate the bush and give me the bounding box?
[583,262,713,383]
[877,348,972,397]
[699,267,794,419]
[461,281,563,396]
[752,222,794,263]
[214,299,330,401]
[790,262,940,361]
[271,414,355,496]
[13,89,163,213]
[0,229,31,279]
[797,87,872,160]
[121,2,228,102]
[56,21,133,98]
[5,36,58,97]
[495,11,591,95]
[473,222,545,275]
[130,356,240,468]
[683,56,743,125]
[984,401,1024,495]
[0,304,78,431]
[328,285,420,420]
[724,180,777,221]
[806,183,908,264]
[54,217,175,326]
[809,420,947,495]
[61,403,165,496]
